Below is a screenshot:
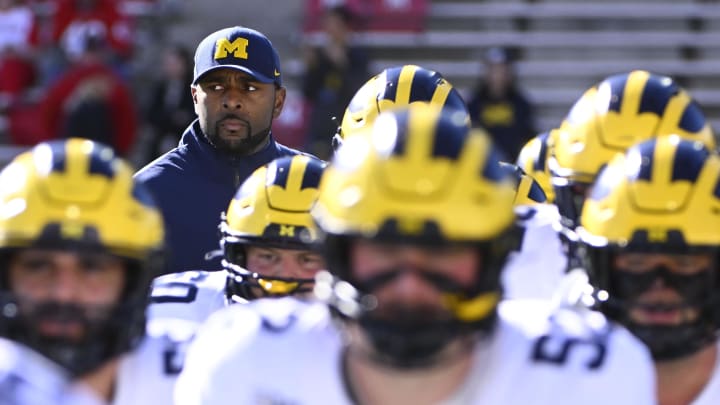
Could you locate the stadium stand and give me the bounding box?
[297,0,720,136]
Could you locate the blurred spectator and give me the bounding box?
[52,0,133,61]
[302,5,369,159]
[39,31,137,155]
[43,0,134,82]
[143,44,194,162]
[0,0,38,106]
[467,47,535,161]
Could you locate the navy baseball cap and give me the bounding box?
[193,26,282,86]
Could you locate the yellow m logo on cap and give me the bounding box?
[214,38,249,60]
[279,225,295,237]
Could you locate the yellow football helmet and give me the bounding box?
[220,155,326,300]
[498,161,547,206]
[516,130,557,203]
[579,135,720,360]
[0,139,164,259]
[315,104,519,343]
[0,138,164,376]
[550,70,716,227]
[333,64,468,150]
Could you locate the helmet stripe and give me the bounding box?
[670,140,709,182]
[269,158,291,188]
[395,65,417,106]
[638,73,675,116]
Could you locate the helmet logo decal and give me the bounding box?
[279,225,295,237]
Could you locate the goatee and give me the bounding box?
[208,120,271,156]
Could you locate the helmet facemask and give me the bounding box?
[222,237,319,301]
[587,243,720,361]
[318,228,519,370]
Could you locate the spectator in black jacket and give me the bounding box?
[302,5,369,159]
[467,47,536,161]
[144,45,196,163]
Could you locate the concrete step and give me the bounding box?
[368,59,720,81]
[430,2,720,20]
[302,30,720,50]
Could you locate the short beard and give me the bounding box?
[207,119,271,157]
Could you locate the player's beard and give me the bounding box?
[208,114,271,157]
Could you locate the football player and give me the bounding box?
[332,64,469,149]
[176,104,656,405]
[548,70,715,279]
[0,139,186,405]
[549,70,715,230]
[336,64,561,299]
[579,135,720,405]
[148,154,327,324]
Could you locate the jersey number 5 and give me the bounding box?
[532,334,607,370]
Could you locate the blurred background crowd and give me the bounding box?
[2,0,719,166]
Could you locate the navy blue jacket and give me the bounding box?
[135,119,308,273]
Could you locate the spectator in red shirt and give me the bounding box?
[40,31,137,155]
[0,0,38,103]
[52,0,133,60]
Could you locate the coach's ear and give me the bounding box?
[272,86,286,119]
[191,85,200,115]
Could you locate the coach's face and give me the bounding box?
[192,68,285,156]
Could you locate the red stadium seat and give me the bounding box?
[271,90,311,151]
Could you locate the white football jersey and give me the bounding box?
[503,204,568,300]
[0,338,102,405]
[148,271,232,325]
[111,319,196,405]
[692,339,720,405]
[176,298,656,405]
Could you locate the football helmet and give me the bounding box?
[0,138,164,376]
[549,70,715,228]
[516,130,556,203]
[314,104,519,368]
[498,161,547,206]
[332,64,468,150]
[220,155,326,300]
[579,135,720,360]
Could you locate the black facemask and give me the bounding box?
[0,297,145,377]
[553,182,590,230]
[347,268,488,370]
[603,264,719,360]
[356,303,468,369]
